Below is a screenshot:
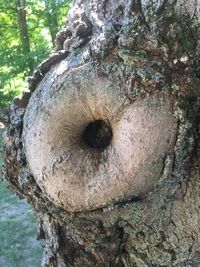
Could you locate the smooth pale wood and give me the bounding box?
[23,63,177,212]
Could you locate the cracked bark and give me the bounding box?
[3,0,200,266]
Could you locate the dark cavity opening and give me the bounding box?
[82,120,113,149]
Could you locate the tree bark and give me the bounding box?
[3,0,200,266]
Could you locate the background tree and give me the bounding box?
[0,0,71,107]
[43,0,68,46]
[3,0,200,266]
[44,0,59,46]
[16,0,33,72]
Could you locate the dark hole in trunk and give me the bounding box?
[82,120,113,149]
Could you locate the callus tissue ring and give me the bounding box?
[23,62,177,213]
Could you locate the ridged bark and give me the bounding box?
[3,0,200,266]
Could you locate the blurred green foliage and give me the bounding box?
[0,0,72,108]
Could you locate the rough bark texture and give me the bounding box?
[3,0,200,266]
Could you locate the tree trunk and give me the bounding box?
[3,0,200,266]
[16,0,33,72]
[44,0,59,46]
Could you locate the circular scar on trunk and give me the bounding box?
[23,63,177,213]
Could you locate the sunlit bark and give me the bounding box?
[4,0,200,266]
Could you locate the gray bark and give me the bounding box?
[3,0,200,266]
